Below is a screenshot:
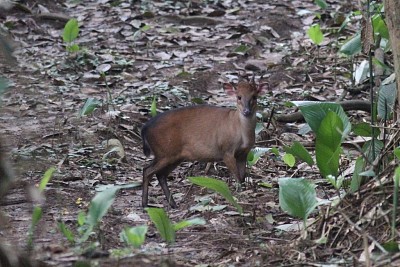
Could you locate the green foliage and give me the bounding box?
[188,176,243,214]
[352,122,379,137]
[28,167,55,248]
[233,44,251,55]
[28,206,43,249]
[315,111,343,178]
[247,147,270,167]
[394,147,400,160]
[340,33,361,56]
[284,141,314,166]
[150,96,157,117]
[350,156,365,193]
[86,187,119,226]
[326,175,344,190]
[372,12,389,40]
[133,24,151,41]
[307,24,324,45]
[72,184,139,244]
[173,218,206,231]
[58,222,75,244]
[279,178,318,223]
[120,225,148,248]
[362,139,383,163]
[63,19,79,42]
[145,208,175,244]
[145,208,206,245]
[79,98,101,117]
[39,167,55,192]
[378,83,397,120]
[283,153,295,167]
[314,0,327,9]
[295,101,351,138]
[62,18,80,52]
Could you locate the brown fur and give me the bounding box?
[141,81,267,208]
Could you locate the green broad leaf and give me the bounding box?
[247,147,270,167]
[353,122,380,137]
[284,141,314,166]
[359,169,376,177]
[372,57,390,72]
[140,24,151,31]
[190,97,205,104]
[362,139,383,163]
[79,98,101,117]
[233,44,251,54]
[67,44,80,53]
[258,182,272,188]
[350,156,365,193]
[394,147,400,160]
[270,147,279,156]
[314,0,328,9]
[378,82,397,120]
[383,241,400,253]
[176,70,191,78]
[315,111,343,178]
[294,101,351,138]
[188,176,243,214]
[340,33,361,56]
[32,206,43,226]
[150,96,157,117]
[307,24,324,45]
[62,18,79,43]
[145,208,175,244]
[120,225,148,248]
[58,222,75,243]
[372,14,389,40]
[326,175,344,190]
[86,186,120,226]
[173,218,206,231]
[283,153,295,167]
[77,211,86,226]
[278,178,318,221]
[39,167,55,192]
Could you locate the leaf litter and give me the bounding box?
[0,0,394,266]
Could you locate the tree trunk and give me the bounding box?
[384,0,400,107]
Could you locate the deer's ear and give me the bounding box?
[257,83,269,95]
[223,83,236,96]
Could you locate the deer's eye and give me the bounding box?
[237,96,242,100]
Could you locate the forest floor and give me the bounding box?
[0,0,384,266]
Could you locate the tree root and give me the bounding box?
[271,100,371,123]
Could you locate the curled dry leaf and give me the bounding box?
[102,139,126,163]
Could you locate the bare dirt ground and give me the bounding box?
[0,0,381,266]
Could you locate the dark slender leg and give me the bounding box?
[156,163,180,208]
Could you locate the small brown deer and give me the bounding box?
[141,78,268,208]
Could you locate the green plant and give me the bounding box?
[58,184,140,248]
[307,24,324,46]
[79,98,102,117]
[188,176,243,214]
[150,96,157,117]
[28,167,55,249]
[62,18,80,53]
[279,178,319,237]
[120,225,148,248]
[145,208,205,244]
[247,147,270,167]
